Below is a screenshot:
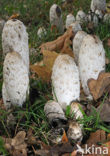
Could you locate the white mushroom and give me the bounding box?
[52,54,80,110]
[70,21,82,34]
[44,100,67,124]
[70,102,83,120]
[76,10,87,24]
[37,27,46,38]
[49,4,64,33]
[67,121,83,142]
[65,14,75,29]
[90,0,106,12]
[2,52,29,109]
[2,19,29,70]
[73,31,87,64]
[79,35,105,100]
[95,9,103,19]
[103,13,110,23]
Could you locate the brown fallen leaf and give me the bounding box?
[30,50,59,82]
[62,130,69,143]
[8,13,19,20]
[30,65,51,82]
[97,100,110,122]
[86,130,106,147]
[88,72,110,101]
[40,27,74,57]
[3,131,27,156]
[43,50,59,71]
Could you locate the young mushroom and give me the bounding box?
[2,19,29,71]
[51,54,80,110]
[2,52,29,109]
[76,10,87,24]
[67,121,83,143]
[73,30,87,64]
[79,35,105,100]
[44,100,67,128]
[49,4,64,33]
[65,14,75,29]
[37,27,46,38]
[70,21,82,34]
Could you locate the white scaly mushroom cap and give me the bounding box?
[49,4,64,33]
[103,13,110,23]
[44,100,66,122]
[73,31,87,64]
[79,35,105,100]
[52,54,80,110]
[3,52,29,109]
[76,10,87,24]
[2,19,29,70]
[90,0,106,12]
[37,27,46,38]
[70,102,83,120]
[70,21,82,34]
[67,121,83,142]
[65,14,75,29]
[95,9,103,19]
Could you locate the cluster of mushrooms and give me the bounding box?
[43,0,107,143]
[1,0,109,144]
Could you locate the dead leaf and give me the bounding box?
[9,13,19,20]
[30,65,51,82]
[62,130,68,143]
[106,57,110,65]
[88,72,110,101]
[86,130,106,147]
[97,100,110,122]
[40,27,74,57]
[30,50,59,82]
[71,150,77,156]
[4,131,27,156]
[43,50,59,71]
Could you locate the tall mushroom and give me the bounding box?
[2,19,29,71]
[51,54,80,110]
[66,14,75,29]
[49,4,64,33]
[2,52,29,109]
[73,30,87,64]
[70,21,82,34]
[79,35,105,99]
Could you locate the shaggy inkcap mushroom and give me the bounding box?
[76,10,87,24]
[49,4,64,33]
[44,100,67,128]
[70,102,83,120]
[2,19,29,70]
[73,31,87,64]
[70,21,82,34]
[2,52,29,109]
[67,121,83,142]
[90,0,106,12]
[65,14,75,29]
[52,54,80,110]
[79,35,105,100]
[95,9,103,19]
[103,13,110,23]
[37,27,46,38]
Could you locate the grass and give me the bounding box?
[0,0,110,154]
